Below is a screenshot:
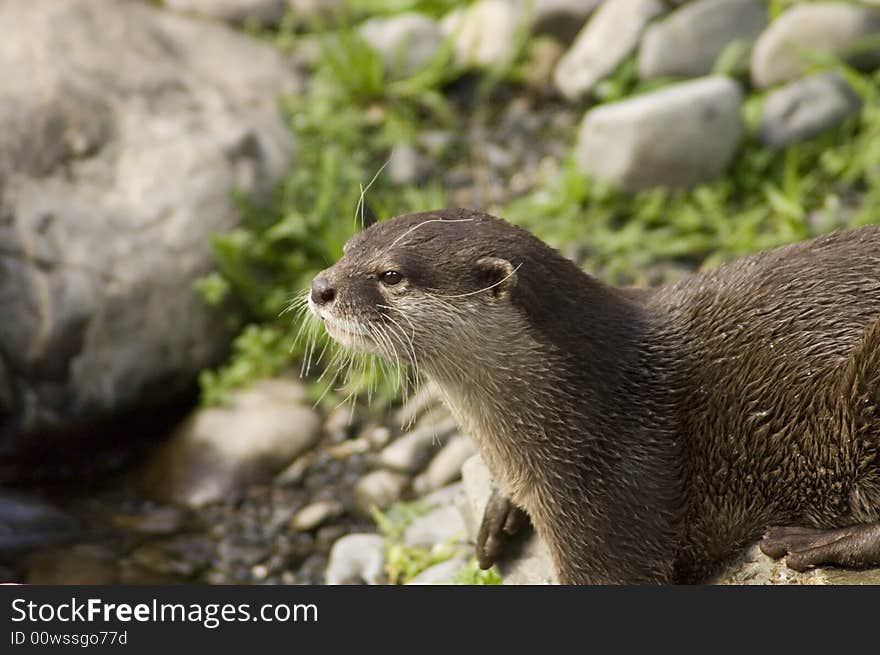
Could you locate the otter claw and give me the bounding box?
[760,523,880,572]
[476,489,529,569]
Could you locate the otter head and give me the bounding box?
[308,209,538,372]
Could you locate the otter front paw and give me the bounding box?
[476,489,530,569]
[760,523,880,572]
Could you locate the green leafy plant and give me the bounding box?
[196,18,460,407]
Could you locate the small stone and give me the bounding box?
[323,404,357,442]
[442,0,528,69]
[275,452,314,486]
[378,416,458,473]
[751,3,880,89]
[421,482,464,511]
[326,438,370,459]
[291,500,345,532]
[758,71,862,149]
[638,0,767,80]
[354,470,410,514]
[403,504,467,548]
[113,506,189,536]
[359,12,444,78]
[406,554,470,585]
[216,539,265,567]
[129,535,215,578]
[139,379,321,507]
[574,75,743,191]
[165,0,287,26]
[413,435,477,495]
[325,533,386,584]
[553,0,666,101]
[362,424,392,450]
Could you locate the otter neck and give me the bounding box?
[424,279,683,583]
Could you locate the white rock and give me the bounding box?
[553,0,666,101]
[140,379,320,507]
[325,534,386,585]
[758,71,862,149]
[403,504,467,548]
[359,12,444,78]
[638,0,767,79]
[406,554,470,585]
[421,482,464,511]
[575,75,743,191]
[378,416,458,473]
[354,470,410,514]
[442,0,528,69]
[291,500,344,531]
[751,3,880,88]
[0,0,297,451]
[413,435,477,494]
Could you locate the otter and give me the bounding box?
[308,208,880,584]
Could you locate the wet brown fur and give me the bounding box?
[311,208,880,584]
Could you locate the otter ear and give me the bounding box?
[475,257,517,299]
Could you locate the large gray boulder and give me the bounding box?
[751,3,880,88]
[0,0,297,454]
[165,0,288,26]
[574,76,743,191]
[638,0,767,80]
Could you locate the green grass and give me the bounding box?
[371,500,502,584]
[371,501,454,584]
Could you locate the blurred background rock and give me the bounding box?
[2,0,880,585]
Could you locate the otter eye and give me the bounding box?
[379,270,403,286]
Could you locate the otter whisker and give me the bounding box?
[377,309,420,396]
[386,217,474,251]
[354,159,390,231]
[427,262,523,299]
[374,317,409,400]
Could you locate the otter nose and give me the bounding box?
[311,275,336,305]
